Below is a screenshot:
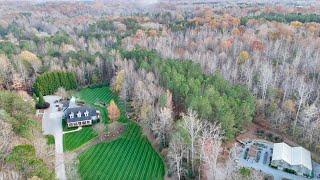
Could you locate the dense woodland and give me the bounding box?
[0,91,54,179]
[120,47,255,140]
[0,1,320,179]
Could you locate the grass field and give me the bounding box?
[78,122,165,180]
[75,86,165,180]
[63,127,98,151]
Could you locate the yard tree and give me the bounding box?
[107,100,120,122]
[37,92,45,107]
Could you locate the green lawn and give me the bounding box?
[75,86,165,180]
[79,122,165,180]
[63,127,98,151]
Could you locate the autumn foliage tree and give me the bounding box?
[112,70,125,93]
[107,100,120,123]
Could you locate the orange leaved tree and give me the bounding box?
[107,100,120,123]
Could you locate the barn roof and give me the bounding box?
[272,142,312,171]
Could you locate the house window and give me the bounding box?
[69,113,74,119]
[77,111,82,118]
[84,110,89,117]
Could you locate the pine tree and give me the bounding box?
[38,92,45,107]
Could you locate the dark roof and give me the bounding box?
[62,100,70,109]
[65,106,97,123]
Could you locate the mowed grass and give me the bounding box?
[77,86,165,180]
[63,127,98,151]
[79,122,165,180]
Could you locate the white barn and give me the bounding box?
[271,142,312,176]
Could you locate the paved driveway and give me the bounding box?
[42,96,66,180]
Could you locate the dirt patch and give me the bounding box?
[105,122,126,141]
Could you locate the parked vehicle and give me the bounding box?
[263,152,268,164]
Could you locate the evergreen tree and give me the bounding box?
[33,71,77,95]
[37,92,45,107]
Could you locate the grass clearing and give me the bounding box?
[75,86,165,180]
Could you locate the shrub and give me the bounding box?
[36,102,50,109]
[284,168,297,175]
[45,135,55,145]
[35,93,50,109]
[239,167,251,177]
[270,164,278,169]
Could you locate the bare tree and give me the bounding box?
[199,121,222,180]
[152,106,173,147]
[168,133,185,180]
[179,109,203,172]
[293,79,310,135]
[260,63,273,100]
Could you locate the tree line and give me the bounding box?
[241,12,320,25]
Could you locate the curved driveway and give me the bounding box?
[42,96,66,180]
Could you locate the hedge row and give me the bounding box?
[33,71,77,95]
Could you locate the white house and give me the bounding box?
[63,97,100,128]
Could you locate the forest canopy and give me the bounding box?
[121,47,256,139]
[6,144,54,179]
[241,12,320,25]
[0,91,36,138]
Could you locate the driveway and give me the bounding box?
[42,95,66,180]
